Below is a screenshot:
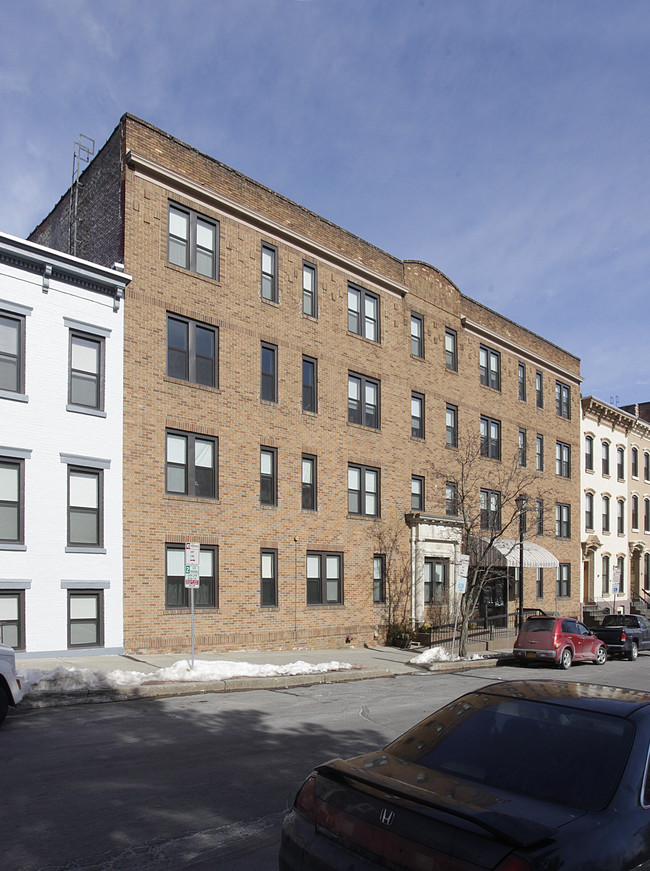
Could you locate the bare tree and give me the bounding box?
[371,515,412,644]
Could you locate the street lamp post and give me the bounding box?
[516,494,527,630]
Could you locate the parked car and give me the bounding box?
[594,613,650,660]
[512,615,607,668]
[280,680,650,871]
[0,643,24,725]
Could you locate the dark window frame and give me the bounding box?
[556,380,571,419]
[348,463,380,517]
[165,429,218,499]
[556,563,571,598]
[301,454,317,511]
[617,447,625,481]
[556,502,571,539]
[480,488,501,531]
[302,260,318,318]
[0,310,25,395]
[411,475,424,511]
[585,435,594,471]
[302,355,317,413]
[585,492,594,530]
[602,495,610,533]
[67,589,104,649]
[348,372,380,429]
[261,342,278,403]
[411,391,425,439]
[632,447,639,478]
[261,242,279,302]
[446,481,458,516]
[518,362,527,401]
[168,202,219,280]
[373,554,386,604]
[617,499,625,534]
[306,551,343,605]
[347,283,380,342]
[632,495,639,530]
[480,415,501,460]
[602,441,610,476]
[536,434,544,471]
[0,457,24,545]
[446,404,458,448]
[445,328,458,371]
[411,312,424,358]
[424,557,449,604]
[556,441,571,478]
[167,313,218,388]
[0,590,25,650]
[165,543,218,609]
[535,370,544,408]
[519,428,527,467]
[479,345,500,390]
[68,329,105,411]
[67,466,103,548]
[261,548,278,607]
[260,446,277,506]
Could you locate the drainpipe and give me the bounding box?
[410,521,416,627]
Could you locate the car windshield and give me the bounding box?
[522,618,555,632]
[388,697,633,810]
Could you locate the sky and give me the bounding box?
[2,0,648,406]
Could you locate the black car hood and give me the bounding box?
[318,751,586,849]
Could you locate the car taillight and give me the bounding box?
[621,632,627,641]
[295,775,318,818]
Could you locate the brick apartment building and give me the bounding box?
[29,114,582,653]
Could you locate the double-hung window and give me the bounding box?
[348,284,379,342]
[645,452,650,482]
[68,590,104,649]
[167,314,217,387]
[166,544,218,608]
[446,481,458,516]
[535,370,544,408]
[261,342,278,403]
[480,416,501,460]
[0,590,24,649]
[602,442,610,476]
[411,475,424,511]
[602,555,610,594]
[302,261,317,317]
[445,328,457,371]
[536,498,544,535]
[410,313,424,358]
[480,488,501,531]
[556,564,571,598]
[518,363,526,401]
[446,404,458,448]
[67,467,102,548]
[585,492,594,530]
[411,392,424,439]
[519,429,527,467]
[260,447,277,506]
[632,447,639,478]
[585,435,594,471]
[617,499,625,534]
[348,464,380,517]
[556,381,571,418]
[67,325,106,413]
[307,552,342,605]
[536,434,544,471]
[556,441,571,478]
[479,345,500,390]
[166,430,217,498]
[168,203,218,280]
[0,458,24,545]
[632,495,639,530]
[617,447,625,480]
[261,549,278,607]
[645,498,650,533]
[424,558,448,604]
[261,243,278,302]
[302,356,317,412]
[555,503,571,538]
[373,554,386,604]
[302,454,316,510]
[348,373,379,429]
[0,309,27,397]
[602,496,610,533]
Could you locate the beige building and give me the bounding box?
[30,114,582,653]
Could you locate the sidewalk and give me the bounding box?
[15,644,514,710]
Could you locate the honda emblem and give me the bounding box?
[380,808,395,826]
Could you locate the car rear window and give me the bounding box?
[388,698,633,810]
[522,618,556,632]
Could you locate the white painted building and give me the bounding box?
[0,232,130,655]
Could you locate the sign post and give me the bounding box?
[451,555,470,659]
[184,542,200,669]
[612,567,621,615]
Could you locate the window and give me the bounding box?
[348,464,380,517]
[645,553,650,592]
[260,447,277,506]
[632,495,639,530]
[602,555,610,595]
[68,468,102,548]
[536,434,544,471]
[518,429,527,467]
[479,345,500,390]
[556,502,571,538]
[307,552,342,605]
[261,342,277,402]
[556,441,571,478]
[261,549,278,607]
[645,452,650,482]
[585,492,594,530]
[536,568,544,599]
[411,392,424,439]
[348,373,379,429]
[348,284,379,342]
[302,356,317,412]
[445,328,457,371]
[0,311,25,395]
[617,557,625,595]
[446,404,458,448]
[556,381,571,418]
[480,416,501,460]
[69,330,104,411]
[68,590,103,649]
[167,314,217,387]
[480,488,501,531]
[302,455,316,510]
[535,370,544,408]
[556,564,571,598]
[0,591,24,649]
[0,458,23,545]
[632,447,639,478]
[617,499,625,534]
[166,544,217,608]
[518,363,526,401]
[166,431,217,498]
[373,554,386,604]
[585,436,594,472]
[645,498,650,533]
[602,496,610,533]
[302,261,317,317]
[424,558,448,604]
[602,442,610,476]
[446,481,458,516]
[536,498,544,535]
[168,203,218,279]
[411,313,424,357]
[411,475,424,511]
[261,243,278,302]
[617,447,625,480]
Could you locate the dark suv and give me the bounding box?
[513,616,607,669]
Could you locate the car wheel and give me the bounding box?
[628,643,638,662]
[595,645,607,665]
[558,648,573,670]
[0,688,8,726]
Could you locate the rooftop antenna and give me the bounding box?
[69,134,95,257]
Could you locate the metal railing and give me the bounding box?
[415,608,546,649]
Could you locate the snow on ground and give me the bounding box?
[409,646,484,666]
[19,659,354,695]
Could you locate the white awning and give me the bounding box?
[480,539,559,569]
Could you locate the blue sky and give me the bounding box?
[2,0,648,405]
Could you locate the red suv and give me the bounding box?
[514,616,607,669]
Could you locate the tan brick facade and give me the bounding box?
[30,115,582,653]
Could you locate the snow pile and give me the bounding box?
[409,646,484,666]
[19,659,354,695]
